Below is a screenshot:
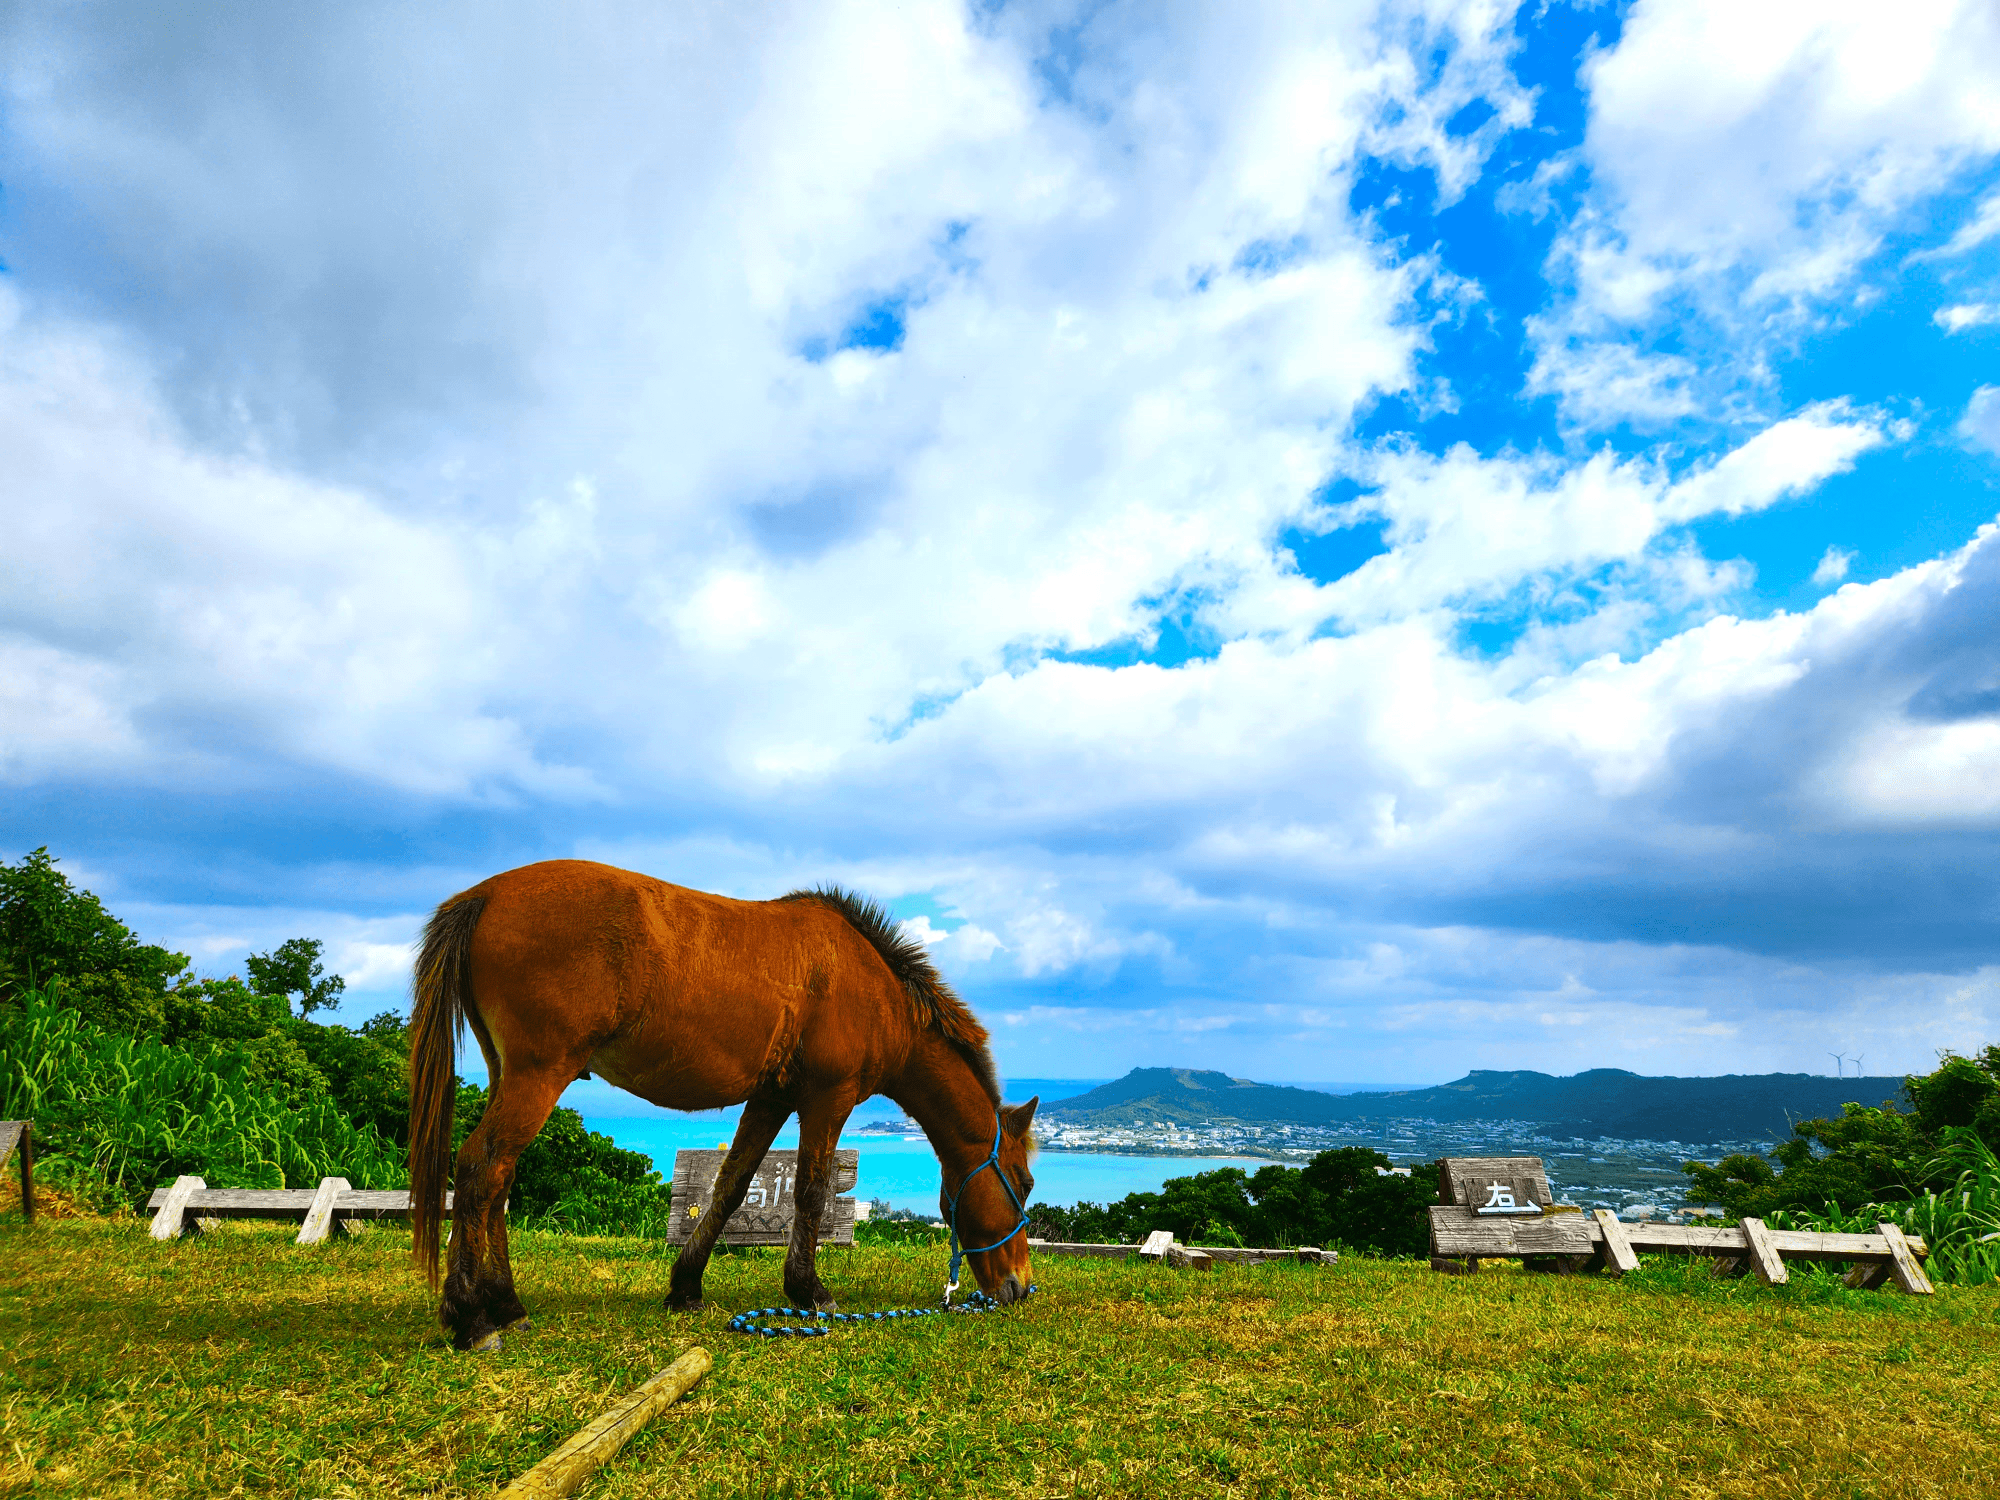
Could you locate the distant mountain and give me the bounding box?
[1040,1066,1911,1143]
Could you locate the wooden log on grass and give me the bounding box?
[142,1185,486,1221]
[1736,1217,1788,1285]
[494,1347,712,1499]
[1428,1206,1594,1260]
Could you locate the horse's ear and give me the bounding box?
[1007,1096,1039,1135]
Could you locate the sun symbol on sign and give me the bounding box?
[688,1204,702,1221]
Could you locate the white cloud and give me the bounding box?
[1918,189,2000,259]
[1964,385,2000,455]
[1528,0,2000,428]
[1935,302,2000,332]
[902,915,1005,966]
[1656,404,1884,521]
[1812,546,1854,586]
[1522,334,1698,430]
[1580,0,2000,308]
[6,1,1999,1079]
[1296,405,1884,627]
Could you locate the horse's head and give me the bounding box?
[947,1096,1039,1305]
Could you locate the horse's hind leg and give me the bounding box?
[666,1096,790,1313]
[785,1093,857,1312]
[442,1066,565,1352]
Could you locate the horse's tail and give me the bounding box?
[409,894,486,1289]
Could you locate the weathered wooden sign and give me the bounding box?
[1438,1156,1554,1215]
[666,1148,860,1246]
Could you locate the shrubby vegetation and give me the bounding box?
[1027,1148,1440,1256]
[0,848,670,1231]
[1682,1049,2000,1284]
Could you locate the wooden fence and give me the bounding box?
[1427,1155,1933,1293]
[143,1176,486,1245]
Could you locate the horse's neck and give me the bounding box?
[889,1034,996,1176]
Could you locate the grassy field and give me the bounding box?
[1,1212,1997,1500]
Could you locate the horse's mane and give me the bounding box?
[778,884,999,1105]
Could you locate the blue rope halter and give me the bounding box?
[940,1111,1030,1306]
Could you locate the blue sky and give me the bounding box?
[3,0,1998,1085]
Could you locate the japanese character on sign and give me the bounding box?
[1475,1178,1543,1216]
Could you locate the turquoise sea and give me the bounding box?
[565,1076,1268,1213]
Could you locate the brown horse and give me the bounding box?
[408,859,1037,1351]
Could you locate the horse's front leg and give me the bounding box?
[666,1096,789,1313]
[784,1095,855,1312]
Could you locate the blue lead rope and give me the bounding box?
[726,1111,1036,1338]
[727,1288,1030,1338]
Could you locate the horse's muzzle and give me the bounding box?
[994,1272,1029,1306]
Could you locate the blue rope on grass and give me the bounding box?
[727,1287,1037,1338]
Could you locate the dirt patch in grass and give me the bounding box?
[1,1217,1996,1497]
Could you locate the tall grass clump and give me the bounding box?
[0,989,406,1205]
[1766,1129,2000,1286]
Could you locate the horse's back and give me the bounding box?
[456,860,904,1107]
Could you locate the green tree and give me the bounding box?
[1682,1047,2000,1217]
[1026,1149,1439,1257]
[289,1018,410,1144]
[0,848,188,1007]
[1906,1049,2000,1142]
[246,937,346,1018]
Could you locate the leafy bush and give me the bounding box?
[0,990,406,1205]
[0,848,677,1235]
[1027,1149,1439,1256]
[1683,1047,2000,1224]
[0,847,190,1003]
[452,1082,674,1233]
[1766,1129,2000,1286]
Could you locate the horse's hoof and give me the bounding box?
[504,1316,534,1333]
[469,1331,502,1353]
[664,1294,704,1314]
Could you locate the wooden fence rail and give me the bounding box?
[1429,1202,1933,1293]
[143,1177,490,1245]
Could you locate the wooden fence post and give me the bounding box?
[149,1176,207,1240]
[1737,1217,1788,1286]
[1591,1210,1640,1276]
[296,1178,353,1245]
[1877,1223,1934,1295]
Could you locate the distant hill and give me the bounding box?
[1040,1066,1911,1143]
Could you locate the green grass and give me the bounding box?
[2,1214,1998,1499]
